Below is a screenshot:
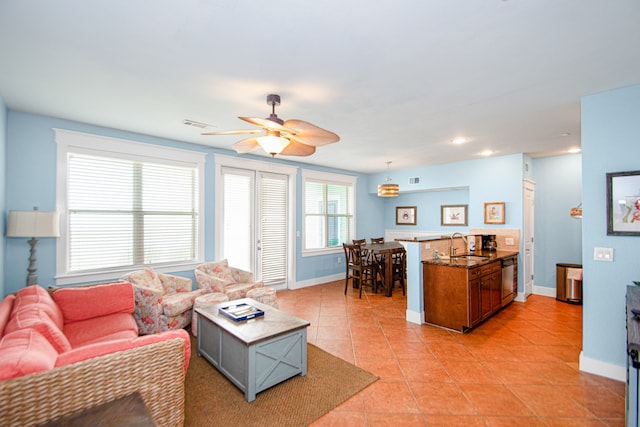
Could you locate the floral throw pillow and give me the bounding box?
[122,268,163,291]
[204,259,236,284]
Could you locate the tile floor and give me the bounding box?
[276,280,625,426]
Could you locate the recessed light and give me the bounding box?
[568,147,581,153]
[479,150,493,156]
[451,137,468,145]
[561,133,571,137]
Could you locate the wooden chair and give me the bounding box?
[352,238,373,265]
[391,249,407,295]
[343,243,378,298]
[369,237,386,285]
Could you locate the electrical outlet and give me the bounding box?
[594,247,614,262]
[337,256,341,264]
[424,243,431,249]
[505,238,514,246]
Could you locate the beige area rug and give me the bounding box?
[184,336,378,427]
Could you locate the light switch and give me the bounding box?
[594,247,614,262]
[505,238,514,246]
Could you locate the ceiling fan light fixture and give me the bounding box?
[378,161,399,197]
[257,135,290,156]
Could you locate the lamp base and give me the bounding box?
[26,237,39,286]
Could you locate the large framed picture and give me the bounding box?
[484,202,505,224]
[607,170,640,236]
[396,206,417,225]
[441,205,468,226]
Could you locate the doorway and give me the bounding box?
[523,179,535,297]
[214,155,297,289]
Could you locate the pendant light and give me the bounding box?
[378,161,399,197]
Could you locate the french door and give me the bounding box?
[216,155,296,289]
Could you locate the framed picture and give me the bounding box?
[484,202,505,224]
[396,206,417,225]
[607,170,640,236]
[441,205,467,226]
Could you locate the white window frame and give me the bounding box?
[54,129,206,285]
[301,169,357,257]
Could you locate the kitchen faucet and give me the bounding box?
[450,232,468,258]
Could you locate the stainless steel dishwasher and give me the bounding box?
[501,256,516,305]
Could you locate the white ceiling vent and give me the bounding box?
[408,176,420,185]
[183,119,215,129]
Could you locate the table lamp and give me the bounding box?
[7,207,60,286]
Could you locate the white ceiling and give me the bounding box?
[1,0,639,174]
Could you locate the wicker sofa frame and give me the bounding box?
[0,337,186,427]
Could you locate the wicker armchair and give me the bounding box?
[0,338,187,427]
[195,259,263,300]
[121,267,205,335]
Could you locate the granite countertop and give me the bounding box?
[422,249,519,268]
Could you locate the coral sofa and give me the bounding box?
[0,283,190,427]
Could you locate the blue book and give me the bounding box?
[219,303,265,322]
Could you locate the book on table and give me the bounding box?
[219,303,265,322]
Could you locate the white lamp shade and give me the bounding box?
[257,135,290,155]
[7,210,60,238]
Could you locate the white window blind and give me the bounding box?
[55,129,205,283]
[259,172,288,285]
[302,170,356,252]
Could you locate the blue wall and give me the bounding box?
[532,154,583,288]
[582,84,640,372]
[371,154,525,232]
[0,96,6,296]
[385,188,470,232]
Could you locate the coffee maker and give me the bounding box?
[481,234,497,251]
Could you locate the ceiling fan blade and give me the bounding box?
[278,139,316,157]
[239,117,294,134]
[282,119,340,146]
[232,137,262,154]
[201,129,261,136]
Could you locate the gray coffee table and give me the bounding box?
[195,298,310,402]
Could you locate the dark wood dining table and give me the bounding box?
[361,241,405,297]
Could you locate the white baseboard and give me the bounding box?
[288,273,343,290]
[533,285,556,298]
[406,309,424,325]
[579,351,626,382]
[514,293,526,302]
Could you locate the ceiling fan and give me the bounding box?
[202,94,340,157]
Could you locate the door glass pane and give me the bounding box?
[222,171,253,272]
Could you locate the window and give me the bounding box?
[302,169,356,254]
[55,129,205,284]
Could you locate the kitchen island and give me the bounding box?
[422,249,518,332]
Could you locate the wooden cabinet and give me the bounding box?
[469,277,481,327]
[513,257,518,297]
[477,261,502,321]
[423,259,502,332]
